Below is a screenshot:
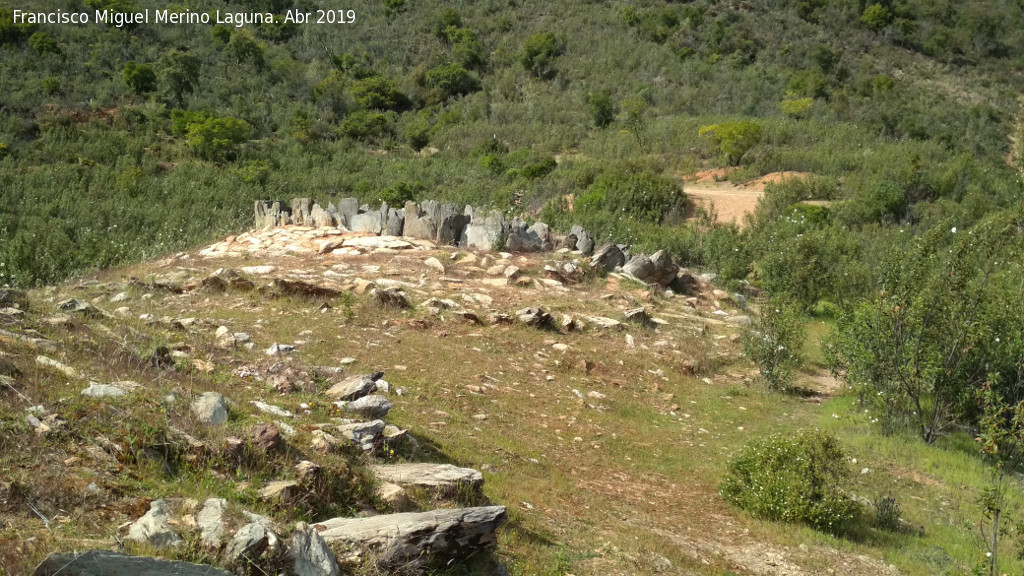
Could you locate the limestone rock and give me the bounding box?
[271,278,341,299]
[590,243,626,272]
[192,392,228,426]
[81,382,128,398]
[126,499,182,548]
[255,200,292,227]
[56,299,104,318]
[569,225,595,256]
[32,550,232,576]
[621,250,678,286]
[336,395,392,419]
[336,420,387,451]
[325,373,381,401]
[505,218,552,252]
[350,211,384,234]
[248,423,282,451]
[515,307,553,329]
[224,522,271,566]
[291,198,313,226]
[288,522,341,576]
[424,257,446,273]
[403,201,439,241]
[260,480,299,500]
[201,268,255,292]
[385,207,406,236]
[461,207,508,251]
[313,506,507,564]
[370,463,483,494]
[197,497,229,548]
[309,203,336,228]
[336,198,360,228]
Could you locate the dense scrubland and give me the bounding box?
[3,0,1024,573]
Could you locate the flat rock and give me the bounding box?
[81,382,128,398]
[251,400,294,418]
[35,355,79,379]
[313,506,507,564]
[336,419,386,451]
[370,463,483,493]
[342,236,412,250]
[126,499,182,548]
[335,395,392,419]
[32,550,232,576]
[325,374,379,401]
[224,522,271,565]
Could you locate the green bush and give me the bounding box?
[742,295,805,390]
[350,77,409,111]
[29,31,60,55]
[721,429,858,534]
[588,90,617,128]
[423,63,480,102]
[224,30,265,68]
[520,157,557,180]
[122,61,157,95]
[339,110,395,142]
[378,181,421,206]
[699,121,764,166]
[185,116,254,161]
[578,168,685,225]
[520,32,563,79]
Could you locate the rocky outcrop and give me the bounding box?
[313,506,507,564]
[254,200,292,228]
[289,522,342,576]
[326,373,383,401]
[33,551,232,576]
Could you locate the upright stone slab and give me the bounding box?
[435,203,470,246]
[349,211,383,234]
[255,201,291,227]
[336,198,360,228]
[461,206,508,251]
[309,203,335,228]
[591,243,626,272]
[505,218,552,252]
[569,225,595,256]
[291,198,313,226]
[403,201,439,241]
[385,207,405,236]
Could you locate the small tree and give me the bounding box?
[423,63,480,102]
[185,116,253,161]
[743,295,806,390]
[158,49,201,105]
[976,379,1024,576]
[122,61,156,95]
[351,76,410,111]
[861,3,892,31]
[225,30,265,68]
[621,96,648,153]
[588,90,617,128]
[699,121,764,166]
[28,31,60,55]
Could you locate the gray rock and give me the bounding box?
[516,307,554,329]
[505,218,552,252]
[313,506,507,564]
[192,392,228,426]
[590,243,626,273]
[349,211,383,234]
[224,522,270,565]
[56,299,104,318]
[81,382,128,398]
[254,200,292,227]
[32,550,232,576]
[375,288,410,309]
[569,225,594,256]
[336,197,360,228]
[336,419,387,451]
[461,207,508,251]
[325,374,380,401]
[370,463,483,493]
[622,250,678,286]
[197,497,229,548]
[0,289,28,308]
[288,522,341,576]
[126,499,182,548]
[201,268,255,292]
[385,207,405,236]
[336,395,392,419]
[436,203,470,246]
[309,203,335,228]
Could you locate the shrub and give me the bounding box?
[721,429,858,534]
[588,90,617,128]
[224,30,265,68]
[780,96,813,119]
[520,32,563,79]
[423,63,480,102]
[339,110,394,142]
[169,109,213,137]
[0,143,8,158]
[41,77,60,95]
[742,295,805,390]
[350,77,409,111]
[578,168,685,225]
[157,49,201,104]
[520,157,557,180]
[185,116,254,161]
[861,4,892,32]
[873,493,902,531]
[378,181,421,206]
[122,61,157,95]
[28,31,60,55]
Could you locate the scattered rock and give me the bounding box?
[271,278,341,299]
[32,550,231,576]
[325,373,381,401]
[251,400,295,418]
[336,395,392,419]
[424,257,446,273]
[260,480,300,500]
[224,521,271,566]
[313,506,507,564]
[336,420,386,451]
[80,382,128,398]
[505,218,552,252]
[266,343,296,356]
[590,244,625,272]
[56,299,104,318]
[126,499,182,548]
[288,522,342,576]
[376,482,409,508]
[248,423,282,451]
[622,250,679,286]
[569,225,595,256]
[374,288,410,309]
[35,355,80,379]
[516,307,554,329]
[192,392,228,426]
[201,268,255,292]
[624,307,652,326]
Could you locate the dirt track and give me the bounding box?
[685,182,764,227]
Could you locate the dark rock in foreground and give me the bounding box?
[33,550,232,576]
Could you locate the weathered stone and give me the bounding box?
[261,480,299,500]
[374,288,410,309]
[435,203,470,246]
[289,522,342,576]
[266,343,296,356]
[336,198,360,228]
[376,482,409,508]
[569,225,595,256]
[587,316,622,329]
[192,392,228,426]
[197,497,229,548]
[313,506,507,564]
[126,499,182,548]
[0,289,28,308]
[624,307,652,326]
[225,522,270,565]
[325,374,380,401]
[403,201,439,241]
[201,268,255,292]
[271,278,341,299]
[385,208,405,236]
[516,307,554,329]
[462,207,508,251]
[336,420,386,451]
[590,243,626,272]
[255,200,292,227]
[56,299,104,318]
[309,203,335,228]
[251,400,294,418]
[336,395,392,419]
[424,257,446,273]
[622,250,678,286]
[669,271,701,295]
[248,423,282,451]
[370,463,483,494]
[505,218,552,252]
[35,355,79,379]
[32,550,232,576]
[291,198,313,226]
[296,460,322,486]
[81,382,128,398]
[349,211,383,234]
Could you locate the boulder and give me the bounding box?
[505,218,552,252]
[313,506,507,564]
[336,419,387,451]
[370,463,483,494]
[289,522,341,576]
[196,498,229,548]
[126,499,182,548]
[225,522,271,566]
[403,201,439,241]
[569,225,595,256]
[325,373,381,401]
[461,207,508,251]
[515,307,554,329]
[309,203,335,228]
[32,550,231,576]
[622,250,678,286]
[192,392,228,426]
[249,423,282,451]
[375,288,410,309]
[590,243,625,272]
[385,207,405,236]
[435,203,470,246]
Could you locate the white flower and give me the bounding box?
[951,227,957,233]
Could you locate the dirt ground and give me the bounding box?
[682,172,813,227]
